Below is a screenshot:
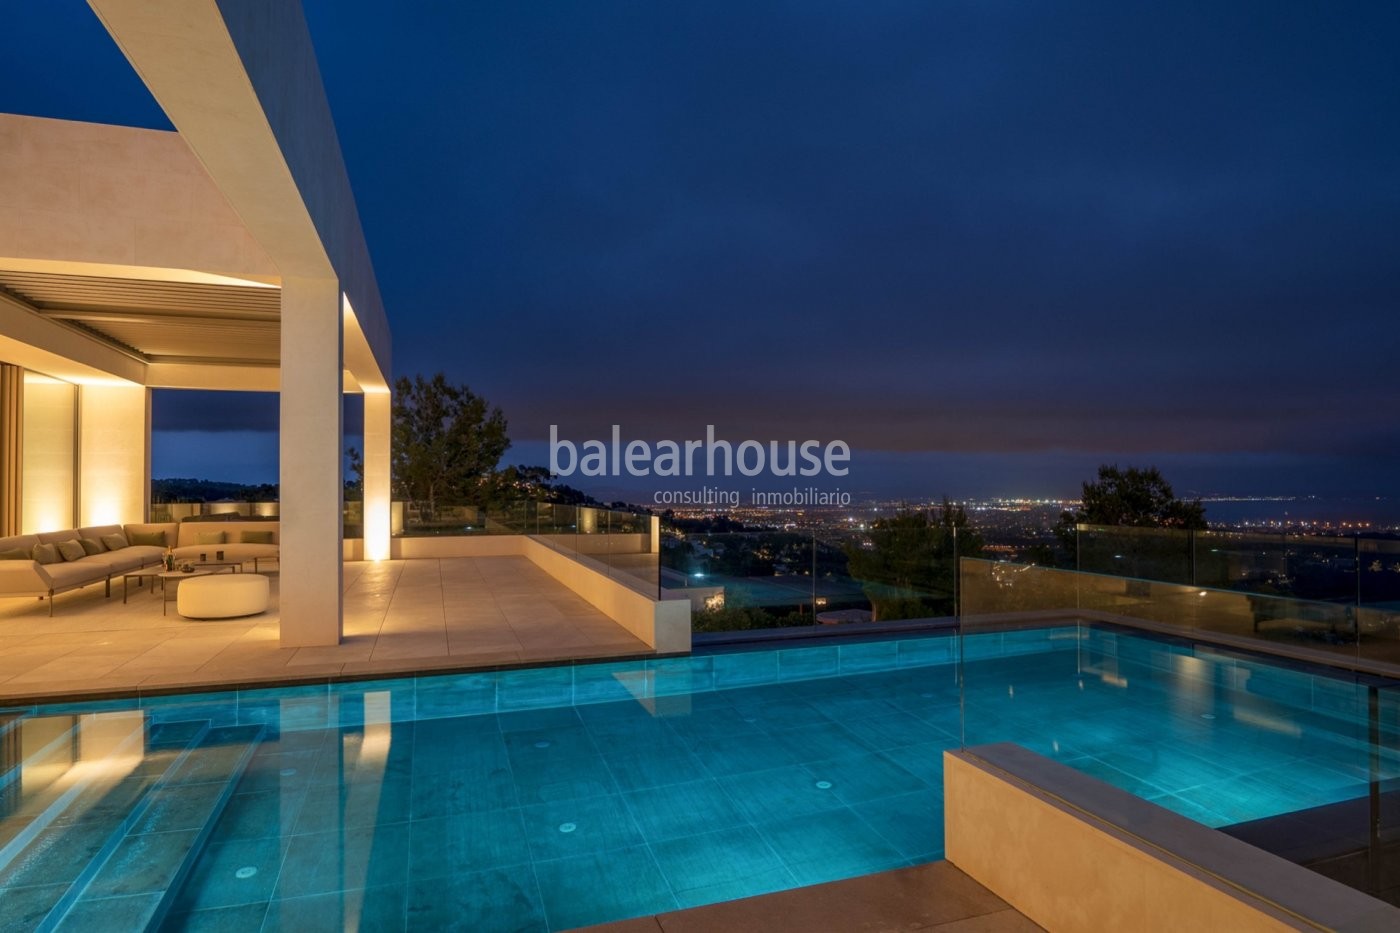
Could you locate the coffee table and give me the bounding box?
[188,561,243,573]
[156,570,213,616]
[122,568,166,603]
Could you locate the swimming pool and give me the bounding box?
[1,624,1396,931]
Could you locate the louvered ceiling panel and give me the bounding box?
[92,321,279,361]
[0,268,282,365]
[0,271,280,315]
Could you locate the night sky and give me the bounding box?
[4,2,1399,500]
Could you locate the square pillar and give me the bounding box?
[78,383,150,526]
[279,276,344,647]
[362,389,392,561]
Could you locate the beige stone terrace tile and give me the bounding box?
[0,557,659,704]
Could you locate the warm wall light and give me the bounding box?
[78,384,148,527]
[364,497,390,560]
[87,496,121,527]
[31,509,67,534]
[362,388,392,561]
[22,375,76,533]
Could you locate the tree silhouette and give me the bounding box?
[845,498,984,620]
[348,373,508,516]
[1055,464,1207,554]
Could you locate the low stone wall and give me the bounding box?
[343,534,689,653]
[944,743,1397,932]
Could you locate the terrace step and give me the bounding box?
[38,724,266,932]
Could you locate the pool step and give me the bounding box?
[0,719,209,863]
[37,723,266,933]
[0,719,262,933]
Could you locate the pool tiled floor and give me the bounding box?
[6,626,1400,930]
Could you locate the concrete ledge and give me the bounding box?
[572,861,1031,933]
[945,743,1399,932]
[521,537,690,654]
[532,532,649,555]
[343,535,690,653]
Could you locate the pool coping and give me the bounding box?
[13,608,1397,710]
[0,647,689,708]
[0,614,969,708]
[569,860,1032,933]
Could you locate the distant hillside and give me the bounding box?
[152,478,278,502]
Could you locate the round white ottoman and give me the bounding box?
[177,573,270,619]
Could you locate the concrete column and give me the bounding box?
[0,364,21,536]
[78,384,150,526]
[362,389,392,561]
[279,277,344,647]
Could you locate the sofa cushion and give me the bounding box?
[129,531,167,547]
[37,529,80,545]
[41,561,104,587]
[1,547,32,560]
[80,537,106,555]
[240,530,275,545]
[32,543,62,565]
[101,533,129,550]
[57,540,87,562]
[123,523,179,547]
[176,521,277,548]
[93,546,162,573]
[172,543,278,561]
[196,531,226,545]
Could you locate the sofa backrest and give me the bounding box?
[175,521,280,547]
[122,523,181,548]
[0,533,40,554]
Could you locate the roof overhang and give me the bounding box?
[0,2,391,394]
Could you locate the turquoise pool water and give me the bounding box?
[1,624,1397,931]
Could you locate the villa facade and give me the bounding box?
[0,0,392,647]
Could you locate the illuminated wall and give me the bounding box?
[362,389,391,561]
[78,384,150,527]
[21,373,76,533]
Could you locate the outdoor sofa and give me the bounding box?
[0,520,280,615]
[166,519,280,569]
[0,524,167,615]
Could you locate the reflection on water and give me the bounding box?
[0,627,1398,928]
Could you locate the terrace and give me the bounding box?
[0,556,655,705]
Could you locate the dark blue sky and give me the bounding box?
[4,2,1399,499]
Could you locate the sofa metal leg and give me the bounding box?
[106,577,112,598]
[48,592,54,617]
